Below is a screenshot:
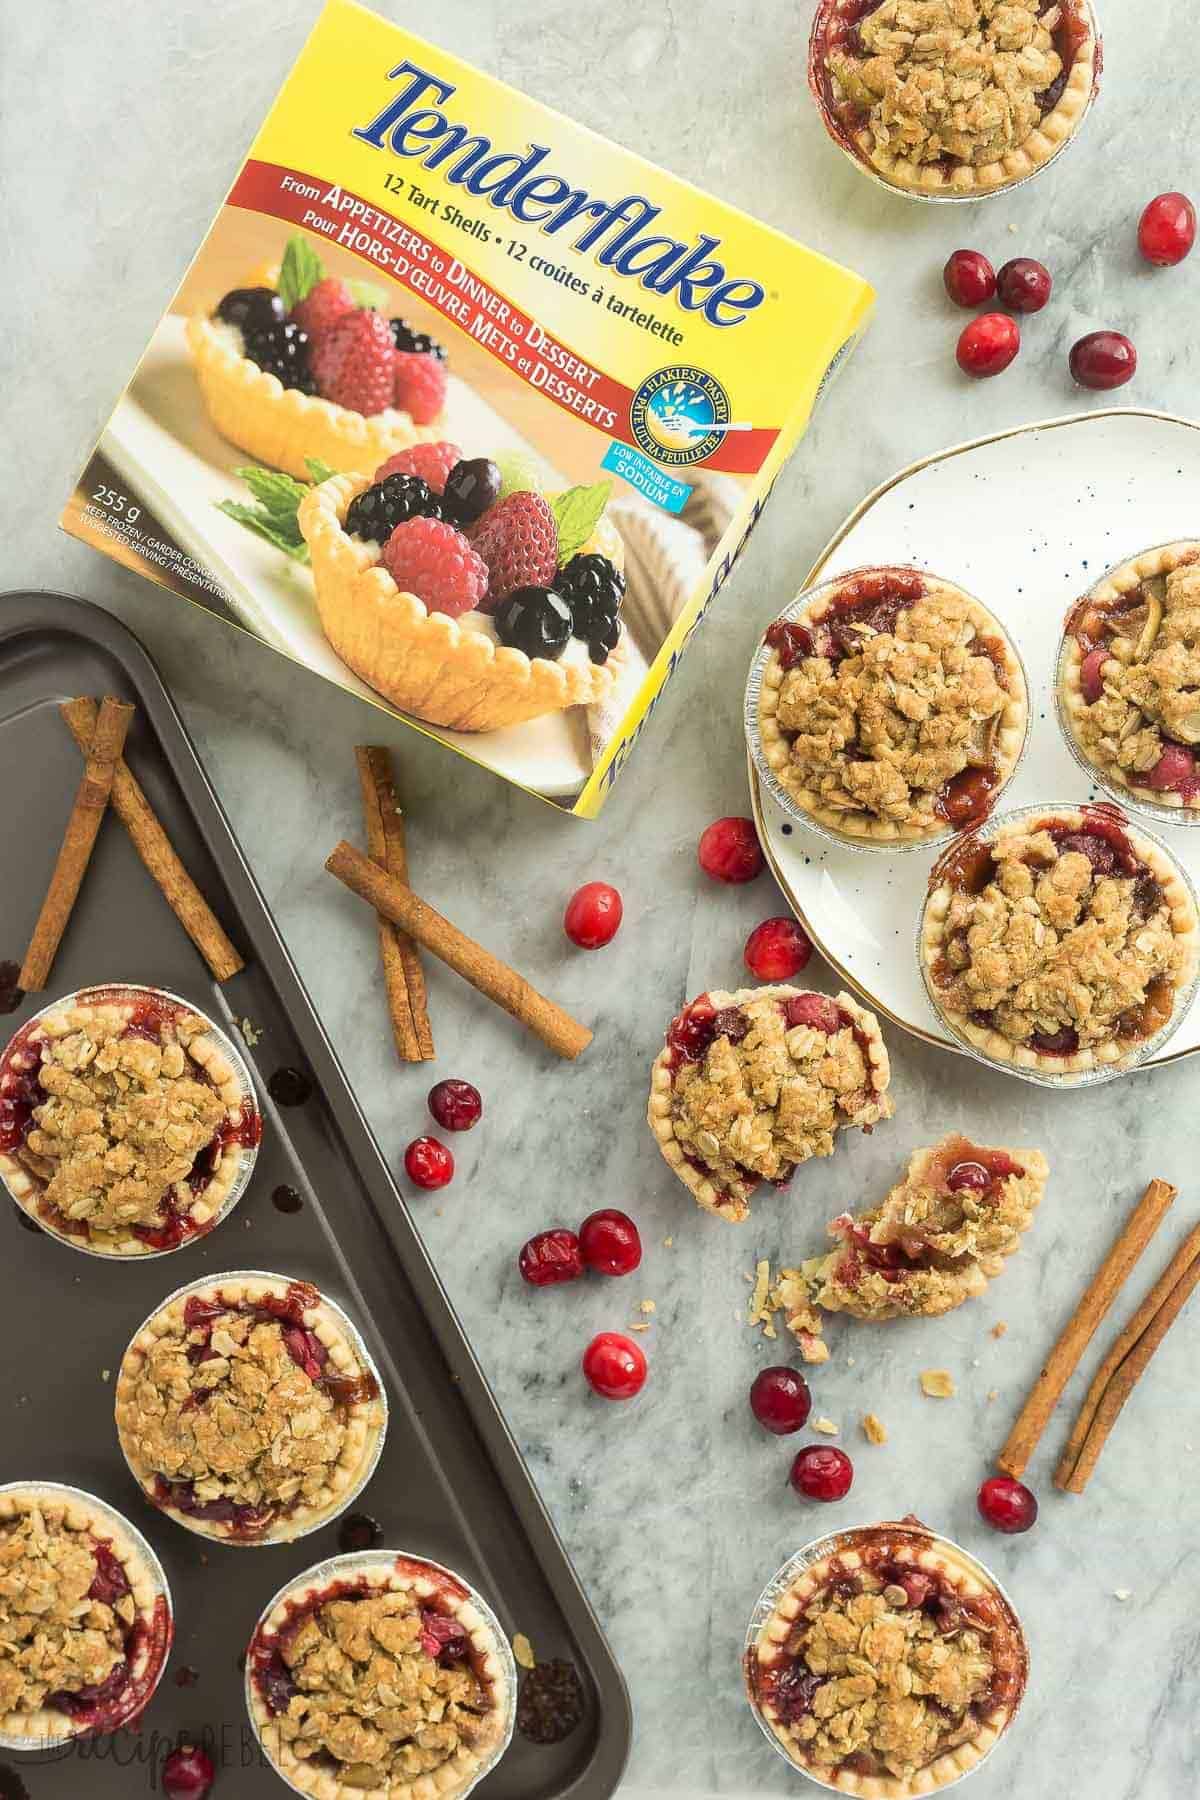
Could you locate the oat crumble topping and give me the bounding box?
[1071,560,1200,783]
[670,996,889,1193]
[772,591,1012,831]
[0,1509,132,1717]
[779,1575,996,1780]
[18,1015,224,1234]
[269,1590,494,1785]
[828,0,1065,171]
[931,822,1184,1054]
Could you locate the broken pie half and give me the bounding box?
[0,985,261,1256]
[1059,540,1200,814]
[116,1273,387,1545]
[921,804,1199,1076]
[0,1483,171,1744]
[753,568,1027,844]
[809,0,1099,199]
[648,986,893,1223]
[746,1520,1028,1794]
[247,1551,513,1798]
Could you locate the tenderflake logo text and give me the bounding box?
[353,62,766,328]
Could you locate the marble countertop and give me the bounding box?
[4,2,1199,1794]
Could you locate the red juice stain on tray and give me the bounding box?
[337,1511,383,1554]
[174,1663,201,1687]
[0,963,22,1014]
[517,1658,587,1744]
[271,1183,304,1214]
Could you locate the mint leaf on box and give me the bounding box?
[277,236,325,311]
[551,482,612,565]
[346,278,387,310]
[216,466,311,562]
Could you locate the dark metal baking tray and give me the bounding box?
[0,590,631,1797]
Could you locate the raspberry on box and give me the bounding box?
[471,491,558,611]
[394,350,448,424]
[380,516,488,619]
[290,277,355,341]
[374,442,462,493]
[311,309,395,415]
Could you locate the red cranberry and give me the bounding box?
[563,881,623,949]
[697,817,764,883]
[1070,331,1137,391]
[947,1160,991,1194]
[1138,191,1197,267]
[1146,743,1197,792]
[784,993,842,1034]
[578,1209,642,1277]
[744,917,813,982]
[404,1136,454,1189]
[519,1229,584,1286]
[582,1332,647,1401]
[996,257,1052,313]
[428,1079,482,1131]
[956,312,1020,379]
[750,1366,812,1435]
[977,1475,1038,1534]
[162,1745,216,1800]
[789,1445,854,1502]
[943,249,996,308]
[1079,645,1111,704]
[1029,1026,1079,1056]
[937,767,997,830]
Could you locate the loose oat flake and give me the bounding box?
[861,1413,888,1445]
[920,1370,956,1399]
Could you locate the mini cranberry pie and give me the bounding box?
[921,805,1200,1076]
[187,235,448,480]
[805,1134,1048,1328]
[0,1483,171,1744]
[115,1274,386,1545]
[247,1551,514,1798]
[746,1521,1028,1794]
[648,986,893,1223]
[752,569,1027,844]
[1059,541,1200,814]
[0,985,260,1255]
[809,0,1099,198]
[299,455,626,731]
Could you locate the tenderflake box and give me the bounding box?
[61,0,872,814]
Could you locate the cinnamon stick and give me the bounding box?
[325,840,592,1061]
[355,747,434,1063]
[60,699,244,983]
[996,1178,1177,1479]
[1062,1240,1200,1494]
[1055,1217,1200,1491]
[20,696,133,990]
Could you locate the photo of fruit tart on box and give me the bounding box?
[186,234,449,481]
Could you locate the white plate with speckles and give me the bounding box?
[748,408,1200,1073]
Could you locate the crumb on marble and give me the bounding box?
[663,1236,674,1248]
[861,1412,887,1446]
[639,1299,655,1315]
[986,1388,999,1403]
[812,1416,839,1436]
[920,1369,956,1399]
[1113,1589,1132,1603]
[991,1321,1008,1339]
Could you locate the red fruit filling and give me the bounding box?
[977,1475,1038,1534]
[943,249,996,308]
[563,881,624,949]
[519,1228,584,1286]
[578,1209,642,1277]
[1138,191,1196,267]
[582,1332,647,1400]
[957,312,1020,378]
[405,1135,454,1189]
[1070,330,1136,391]
[744,917,813,982]
[697,816,764,883]
[427,1079,482,1131]
[1069,580,1200,797]
[789,1444,854,1502]
[749,1366,812,1435]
